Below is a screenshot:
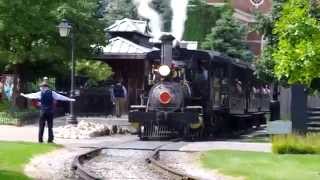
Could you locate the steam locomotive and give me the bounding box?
[129,34,270,139]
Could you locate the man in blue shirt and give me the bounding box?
[111,81,127,117]
[21,81,75,143]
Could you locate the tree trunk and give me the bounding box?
[13,64,28,109]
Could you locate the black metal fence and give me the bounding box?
[74,88,114,116]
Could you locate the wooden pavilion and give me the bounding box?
[94,18,158,106]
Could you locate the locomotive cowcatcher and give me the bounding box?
[129,34,270,140]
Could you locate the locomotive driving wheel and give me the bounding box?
[205,112,225,137]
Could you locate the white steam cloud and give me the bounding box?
[133,0,189,42]
[170,0,189,41]
[133,0,162,40]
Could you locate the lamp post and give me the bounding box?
[57,19,77,124]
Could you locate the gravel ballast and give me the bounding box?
[83,149,177,180]
[24,148,84,180]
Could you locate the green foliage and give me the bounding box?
[201,150,320,180]
[254,46,276,82]
[201,6,254,62]
[273,0,320,86]
[254,0,285,83]
[0,99,38,125]
[0,141,59,179]
[101,0,138,27]
[272,133,320,154]
[0,111,36,126]
[0,0,106,82]
[26,77,56,92]
[184,0,222,42]
[76,59,113,83]
[255,0,287,46]
[0,100,10,111]
[0,170,28,180]
[256,0,320,87]
[253,12,272,40]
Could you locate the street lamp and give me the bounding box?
[57,19,77,124]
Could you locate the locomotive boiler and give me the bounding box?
[129,34,270,140]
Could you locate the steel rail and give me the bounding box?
[71,148,103,180]
[72,139,198,180]
[146,138,199,180]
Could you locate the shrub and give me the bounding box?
[0,100,11,111]
[0,100,38,126]
[272,133,320,154]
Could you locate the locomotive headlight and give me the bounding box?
[158,65,171,77]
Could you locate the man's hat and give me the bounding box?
[39,81,48,87]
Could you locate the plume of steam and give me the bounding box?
[133,0,162,40]
[170,0,189,41]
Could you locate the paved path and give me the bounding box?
[0,117,271,180]
[0,116,136,148]
[180,141,271,152]
[0,116,271,152]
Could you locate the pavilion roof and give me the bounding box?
[105,18,150,36]
[102,36,157,54]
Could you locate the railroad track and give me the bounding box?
[71,140,199,180]
[147,149,197,180]
[71,148,103,180]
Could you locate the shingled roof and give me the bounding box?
[102,36,156,54]
[105,18,150,36]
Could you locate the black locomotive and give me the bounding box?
[129,34,270,139]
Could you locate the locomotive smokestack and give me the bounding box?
[160,34,175,66]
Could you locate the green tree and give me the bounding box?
[0,0,106,82]
[273,0,320,87]
[201,6,254,62]
[101,0,138,27]
[0,0,109,108]
[76,59,113,86]
[184,0,222,41]
[254,0,286,83]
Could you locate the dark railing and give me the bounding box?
[74,88,114,116]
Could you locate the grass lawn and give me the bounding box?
[0,141,59,180]
[201,150,320,180]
